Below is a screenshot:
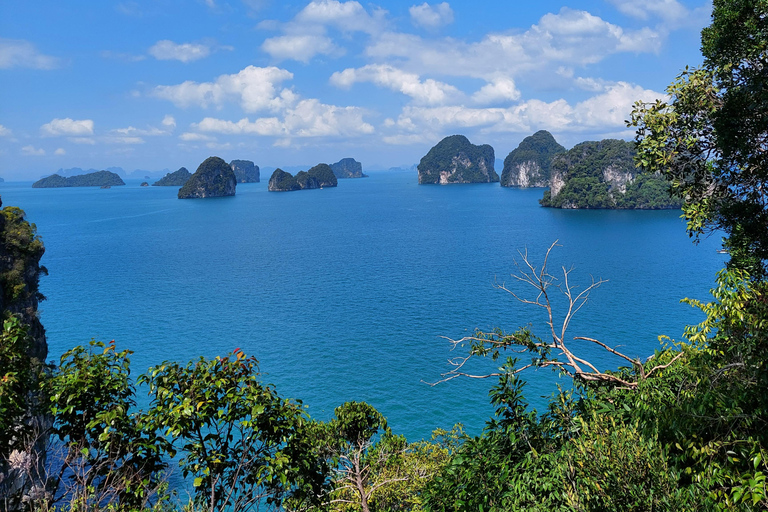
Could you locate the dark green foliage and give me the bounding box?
[307,163,337,188]
[32,171,125,188]
[0,206,46,307]
[268,169,300,191]
[500,130,565,187]
[617,172,684,209]
[417,135,498,184]
[295,171,319,190]
[178,157,236,199]
[152,167,191,187]
[229,160,260,183]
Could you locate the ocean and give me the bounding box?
[0,171,726,440]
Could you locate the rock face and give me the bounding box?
[540,139,681,209]
[269,164,338,192]
[417,135,498,184]
[178,157,237,199]
[229,160,260,183]
[153,167,192,186]
[500,130,566,187]
[32,171,125,188]
[330,158,367,178]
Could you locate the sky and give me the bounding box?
[0,0,712,180]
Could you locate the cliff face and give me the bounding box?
[153,167,191,186]
[32,171,125,188]
[500,130,566,187]
[178,157,237,199]
[417,135,498,184]
[268,165,338,192]
[330,158,366,178]
[229,160,260,183]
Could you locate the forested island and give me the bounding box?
[417,135,498,184]
[500,130,566,188]
[331,158,367,178]
[153,167,191,187]
[268,164,338,192]
[32,170,125,188]
[178,157,236,199]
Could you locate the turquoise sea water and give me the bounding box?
[0,172,726,440]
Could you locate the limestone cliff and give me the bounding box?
[330,158,367,178]
[417,135,498,184]
[178,157,237,199]
[500,130,565,187]
[268,164,338,192]
[229,160,260,183]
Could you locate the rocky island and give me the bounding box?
[153,167,192,187]
[331,158,367,178]
[32,170,125,188]
[268,164,338,192]
[540,139,681,209]
[417,135,498,184]
[178,157,236,199]
[230,160,260,183]
[500,130,566,187]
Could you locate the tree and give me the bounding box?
[629,0,768,276]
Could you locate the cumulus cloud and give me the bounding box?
[179,132,215,142]
[41,118,94,137]
[261,34,339,63]
[330,64,460,105]
[409,2,454,29]
[471,77,521,105]
[54,148,66,155]
[162,115,176,128]
[0,125,11,137]
[149,40,212,62]
[21,145,45,156]
[153,66,295,112]
[606,0,710,27]
[0,39,60,70]
[294,0,387,34]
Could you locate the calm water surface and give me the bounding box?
[0,172,725,440]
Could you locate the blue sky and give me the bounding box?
[0,0,711,180]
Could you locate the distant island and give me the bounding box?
[500,130,565,188]
[153,167,192,187]
[178,157,236,199]
[540,139,681,209]
[268,164,338,192]
[418,135,498,184]
[331,158,367,179]
[230,160,260,183]
[32,170,126,188]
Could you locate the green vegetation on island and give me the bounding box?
[268,164,338,192]
[178,157,236,199]
[540,139,681,209]
[152,167,191,187]
[330,158,367,178]
[32,170,125,188]
[229,160,260,183]
[500,130,566,187]
[417,135,498,184]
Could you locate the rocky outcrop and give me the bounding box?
[330,158,367,178]
[229,160,260,183]
[500,130,566,187]
[417,135,498,184]
[178,157,236,199]
[32,171,125,188]
[268,164,338,192]
[153,167,191,186]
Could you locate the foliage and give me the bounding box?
[629,0,768,275]
[417,135,498,184]
[268,169,300,192]
[307,164,338,188]
[32,171,125,188]
[139,350,328,512]
[153,168,191,187]
[178,157,237,199]
[0,206,46,306]
[500,130,565,187]
[229,160,260,183]
[330,158,366,179]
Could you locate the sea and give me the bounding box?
[0,171,726,441]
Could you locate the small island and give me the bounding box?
[331,158,367,179]
[178,157,236,199]
[500,130,566,188]
[153,167,192,187]
[540,139,681,209]
[417,135,498,184]
[230,160,260,183]
[32,170,125,188]
[268,164,338,192]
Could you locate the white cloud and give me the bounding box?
[330,64,460,105]
[571,81,664,127]
[54,148,66,155]
[471,77,521,105]
[606,0,710,27]
[0,125,11,137]
[409,2,454,29]
[149,40,212,62]
[162,115,176,128]
[41,118,95,137]
[70,137,96,145]
[261,35,339,62]
[294,0,387,34]
[21,145,45,156]
[153,66,295,112]
[106,136,145,144]
[112,126,166,136]
[179,132,215,141]
[0,39,60,70]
